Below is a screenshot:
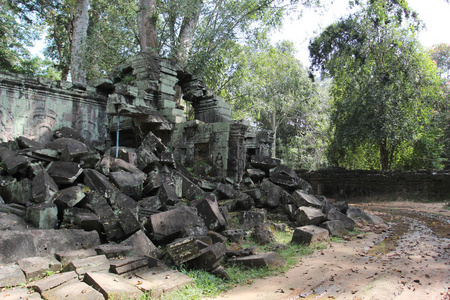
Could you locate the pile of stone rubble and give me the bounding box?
[0,127,384,299]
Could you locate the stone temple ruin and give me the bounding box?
[0,54,385,299]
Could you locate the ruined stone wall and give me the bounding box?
[298,169,450,199]
[0,72,108,144]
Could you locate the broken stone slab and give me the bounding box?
[54,127,86,143]
[55,248,98,267]
[109,171,143,199]
[0,229,101,265]
[46,161,83,185]
[0,176,32,205]
[109,257,149,275]
[326,208,356,231]
[259,180,282,208]
[0,263,26,288]
[291,225,329,245]
[83,169,116,198]
[229,252,286,268]
[42,281,104,300]
[215,182,237,199]
[83,272,143,299]
[86,193,123,241]
[64,255,110,278]
[130,268,194,298]
[0,287,42,299]
[166,237,199,266]
[116,208,141,238]
[195,196,227,231]
[47,138,89,161]
[31,170,59,204]
[110,158,146,182]
[16,136,44,149]
[250,155,281,172]
[346,206,385,225]
[246,168,266,182]
[109,191,138,211]
[26,148,60,162]
[251,223,275,245]
[138,196,162,211]
[54,185,86,210]
[292,190,323,209]
[158,182,179,206]
[25,203,58,229]
[95,244,134,259]
[0,203,26,218]
[172,171,206,201]
[148,206,206,242]
[294,206,325,226]
[121,230,162,259]
[17,256,62,281]
[320,220,348,237]
[142,172,165,196]
[0,147,29,175]
[138,131,167,155]
[186,242,227,271]
[239,209,266,230]
[136,149,160,172]
[30,270,78,293]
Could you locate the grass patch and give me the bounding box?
[154,229,327,300]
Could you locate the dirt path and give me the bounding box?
[214,201,450,300]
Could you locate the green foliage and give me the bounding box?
[310,0,444,170]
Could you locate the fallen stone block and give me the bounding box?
[149,207,206,242]
[109,191,138,211]
[0,176,31,205]
[166,237,199,266]
[83,169,115,198]
[17,256,62,281]
[259,180,282,208]
[222,229,246,243]
[30,270,78,293]
[87,193,124,241]
[347,206,384,225]
[229,252,286,268]
[109,171,143,199]
[16,136,44,149]
[54,127,86,143]
[64,255,110,278]
[158,182,179,206]
[116,208,141,238]
[251,223,275,245]
[138,196,162,211]
[109,257,149,275]
[294,206,325,226]
[136,149,160,172]
[291,225,329,245]
[0,229,101,265]
[0,287,42,300]
[55,248,98,267]
[0,148,29,175]
[0,263,26,288]
[131,268,193,297]
[215,182,237,199]
[42,280,104,300]
[321,197,336,214]
[172,171,206,201]
[121,230,162,258]
[195,196,227,231]
[54,185,86,210]
[0,203,26,218]
[239,192,257,209]
[47,161,83,185]
[31,170,58,204]
[25,203,58,229]
[292,190,323,209]
[327,208,355,231]
[320,220,348,237]
[239,209,266,230]
[187,242,226,271]
[246,168,266,182]
[83,272,143,299]
[75,212,103,233]
[250,155,280,172]
[207,231,227,244]
[47,138,89,161]
[95,244,134,259]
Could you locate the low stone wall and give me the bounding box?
[0,72,108,144]
[298,169,450,200]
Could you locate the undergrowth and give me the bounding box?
[154,229,327,300]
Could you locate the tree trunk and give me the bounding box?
[173,1,202,67]
[71,0,89,87]
[271,111,277,158]
[379,139,389,170]
[138,0,157,54]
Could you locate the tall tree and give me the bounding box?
[70,0,89,86]
[309,0,444,170]
[225,41,317,157]
[138,0,157,54]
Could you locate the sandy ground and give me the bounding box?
[212,201,450,300]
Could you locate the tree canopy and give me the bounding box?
[309,0,444,170]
